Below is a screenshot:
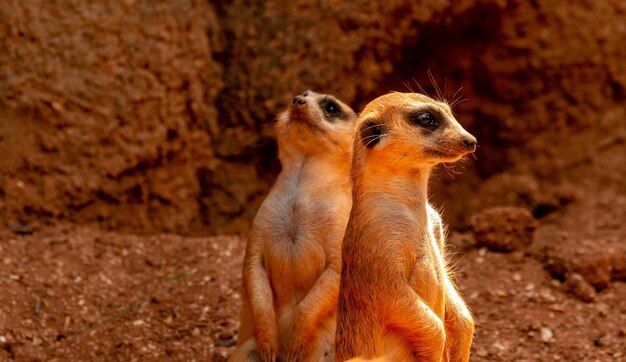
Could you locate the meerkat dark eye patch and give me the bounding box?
[319,98,344,121]
[359,121,385,148]
[409,112,440,131]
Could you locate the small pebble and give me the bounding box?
[540,327,553,343]
[476,348,488,357]
[550,279,562,287]
[512,272,522,281]
[548,304,565,312]
[594,334,610,347]
[217,339,236,347]
[9,221,34,235]
[596,303,609,317]
[493,342,506,351]
[478,247,487,257]
[540,289,557,302]
[132,319,145,326]
[563,273,596,302]
[0,335,6,343]
[34,299,42,315]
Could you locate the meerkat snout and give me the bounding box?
[462,136,477,151]
[292,95,306,106]
[292,90,312,106]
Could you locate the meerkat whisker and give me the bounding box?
[450,97,469,108]
[442,164,456,178]
[403,80,415,93]
[364,137,383,148]
[412,77,428,96]
[427,69,444,102]
[450,86,464,107]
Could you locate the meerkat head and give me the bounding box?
[354,92,476,173]
[276,90,357,158]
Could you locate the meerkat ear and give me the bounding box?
[359,121,385,148]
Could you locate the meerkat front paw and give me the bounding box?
[256,334,280,362]
[284,322,316,362]
[283,333,308,361]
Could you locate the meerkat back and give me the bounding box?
[231,91,357,362]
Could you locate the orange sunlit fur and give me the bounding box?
[335,93,475,362]
[231,92,357,362]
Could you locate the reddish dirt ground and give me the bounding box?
[1,205,625,361]
[0,225,244,361]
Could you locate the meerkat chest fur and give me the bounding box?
[352,176,447,313]
[256,155,350,298]
[408,204,448,314]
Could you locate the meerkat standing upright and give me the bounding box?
[335,92,476,362]
[230,91,357,362]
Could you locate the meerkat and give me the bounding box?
[230,91,357,362]
[335,92,476,362]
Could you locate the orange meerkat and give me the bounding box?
[230,91,357,362]
[335,92,476,362]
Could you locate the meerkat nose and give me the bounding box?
[462,137,477,151]
[292,95,306,106]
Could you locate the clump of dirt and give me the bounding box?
[470,207,538,252]
[465,173,578,220]
[541,238,626,291]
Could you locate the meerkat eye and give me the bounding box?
[411,112,440,130]
[324,101,341,117]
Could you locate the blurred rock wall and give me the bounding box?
[0,0,624,234]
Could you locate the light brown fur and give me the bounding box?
[335,92,476,362]
[231,91,357,362]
